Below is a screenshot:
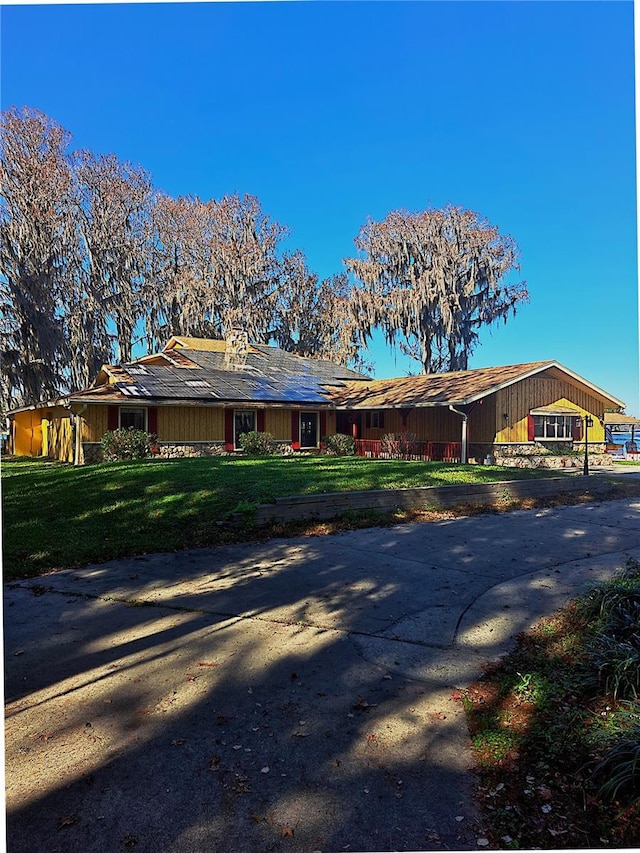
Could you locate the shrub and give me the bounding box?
[101,428,157,462]
[381,432,418,459]
[323,433,355,456]
[238,430,276,455]
[593,729,640,806]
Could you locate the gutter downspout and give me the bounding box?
[448,405,468,464]
[73,404,88,466]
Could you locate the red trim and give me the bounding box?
[257,410,266,433]
[527,414,535,441]
[573,417,583,441]
[291,411,300,450]
[224,409,234,451]
[108,406,119,431]
[148,407,158,436]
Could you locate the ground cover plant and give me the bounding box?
[460,558,640,848]
[1,454,585,580]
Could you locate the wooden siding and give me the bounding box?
[81,405,109,442]
[408,407,464,441]
[468,396,498,443]
[360,409,403,439]
[265,408,293,440]
[47,416,74,463]
[324,409,336,438]
[13,411,43,456]
[495,377,607,443]
[157,406,224,442]
[360,407,467,442]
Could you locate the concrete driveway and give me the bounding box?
[5,497,640,852]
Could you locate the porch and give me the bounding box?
[355,438,462,463]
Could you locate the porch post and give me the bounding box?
[73,405,87,466]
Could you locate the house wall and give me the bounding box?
[358,405,491,444]
[265,408,292,440]
[81,405,109,442]
[494,377,607,443]
[47,416,74,463]
[407,407,468,441]
[75,404,337,456]
[157,406,225,442]
[12,411,43,456]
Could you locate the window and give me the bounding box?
[119,407,146,431]
[300,412,319,448]
[533,415,576,440]
[234,410,256,449]
[365,411,384,430]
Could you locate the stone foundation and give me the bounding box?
[493,443,612,469]
[155,442,228,459]
[81,443,103,464]
[495,442,607,456]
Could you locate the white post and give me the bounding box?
[448,405,468,463]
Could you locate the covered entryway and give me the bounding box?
[300,411,319,448]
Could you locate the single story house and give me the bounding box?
[7,333,627,465]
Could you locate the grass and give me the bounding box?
[2,453,571,580]
[460,558,640,848]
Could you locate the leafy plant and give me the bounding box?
[593,730,640,806]
[101,428,157,461]
[238,430,276,455]
[323,433,355,456]
[587,635,640,700]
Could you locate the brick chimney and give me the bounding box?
[224,329,249,370]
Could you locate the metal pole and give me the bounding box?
[583,415,589,476]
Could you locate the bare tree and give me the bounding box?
[0,106,73,408]
[69,150,153,381]
[145,192,287,347]
[208,193,285,342]
[274,251,367,370]
[346,205,528,373]
[1,105,367,414]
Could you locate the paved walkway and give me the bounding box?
[5,497,640,852]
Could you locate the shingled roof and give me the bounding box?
[66,337,369,406]
[327,360,625,409]
[61,338,625,413]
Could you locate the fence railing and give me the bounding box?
[355,439,462,463]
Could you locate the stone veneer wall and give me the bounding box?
[156,442,228,459]
[493,442,611,469]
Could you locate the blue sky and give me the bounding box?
[2,1,638,414]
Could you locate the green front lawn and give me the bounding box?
[2,454,556,580]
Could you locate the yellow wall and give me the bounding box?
[265,408,292,440]
[75,404,337,445]
[48,416,74,463]
[157,405,225,442]
[13,411,43,456]
[81,405,109,442]
[495,377,607,443]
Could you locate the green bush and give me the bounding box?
[323,433,355,456]
[101,428,157,462]
[238,430,276,455]
[594,729,640,806]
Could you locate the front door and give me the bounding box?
[300,412,318,448]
